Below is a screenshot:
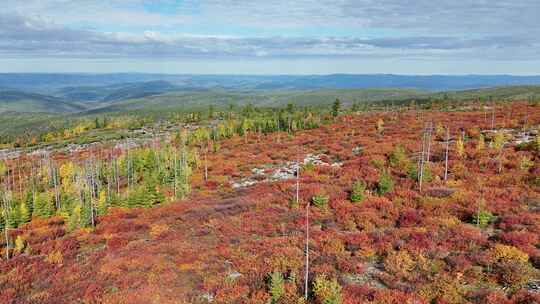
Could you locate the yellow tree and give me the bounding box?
[476,134,485,152]
[0,160,6,177]
[376,118,384,135]
[456,137,465,158]
[59,162,75,189]
[97,190,108,216]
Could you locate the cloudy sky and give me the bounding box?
[1,0,539,74]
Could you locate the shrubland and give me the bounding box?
[0,100,539,303]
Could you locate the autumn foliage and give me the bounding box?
[0,101,539,303]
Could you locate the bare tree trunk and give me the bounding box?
[115,158,120,195]
[204,149,208,182]
[491,104,495,129]
[497,145,505,174]
[126,142,131,197]
[53,165,60,210]
[426,122,433,163]
[418,125,427,191]
[17,158,22,196]
[6,162,11,192]
[444,127,450,181]
[296,157,300,206]
[88,162,96,227]
[107,159,111,202]
[2,199,9,260]
[174,149,178,198]
[31,160,36,203]
[304,190,310,300]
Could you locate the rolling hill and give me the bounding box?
[2,85,540,116]
[0,90,85,113]
[2,73,540,93]
[55,80,183,103]
[85,85,540,114]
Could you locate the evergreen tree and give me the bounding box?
[332,99,341,117]
[0,211,5,231]
[350,180,366,203]
[268,271,285,303]
[80,198,93,227]
[19,202,31,224]
[33,192,54,218]
[377,172,394,195]
[7,204,20,229]
[67,204,82,231]
[351,101,360,112]
[97,190,108,216]
[24,190,34,216]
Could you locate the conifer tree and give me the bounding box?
[68,205,82,231]
[19,201,31,224]
[97,190,108,216]
[332,99,341,118]
[33,192,53,218]
[0,211,5,231]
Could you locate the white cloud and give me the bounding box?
[0,13,538,61]
[0,1,539,73]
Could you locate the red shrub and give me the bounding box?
[498,230,539,255]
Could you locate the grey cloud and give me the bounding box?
[338,0,540,35]
[0,14,99,41]
[0,13,538,60]
[6,0,540,34]
[192,0,540,34]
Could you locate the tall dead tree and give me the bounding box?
[173,148,178,198]
[126,140,131,197]
[114,154,120,195]
[2,190,10,260]
[302,157,310,300]
[491,104,495,129]
[497,143,506,174]
[16,158,23,196]
[292,148,309,300]
[53,164,60,210]
[426,122,433,163]
[418,124,427,191]
[204,148,208,182]
[483,104,488,126]
[31,158,37,203]
[1,160,11,260]
[444,127,450,181]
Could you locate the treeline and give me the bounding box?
[0,103,332,148]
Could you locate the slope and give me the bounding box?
[0,90,85,113]
[56,80,182,104]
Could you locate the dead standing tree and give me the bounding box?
[490,99,496,130]
[1,160,11,260]
[444,127,450,181]
[2,191,10,260]
[297,151,310,300]
[417,122,433,191]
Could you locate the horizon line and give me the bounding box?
[1,72,540,77]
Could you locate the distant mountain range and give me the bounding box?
[1,73,540,114]
[2,73,540,92]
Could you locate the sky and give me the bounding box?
[1,0,539,75]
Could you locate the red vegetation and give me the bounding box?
[1,102,539,303]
